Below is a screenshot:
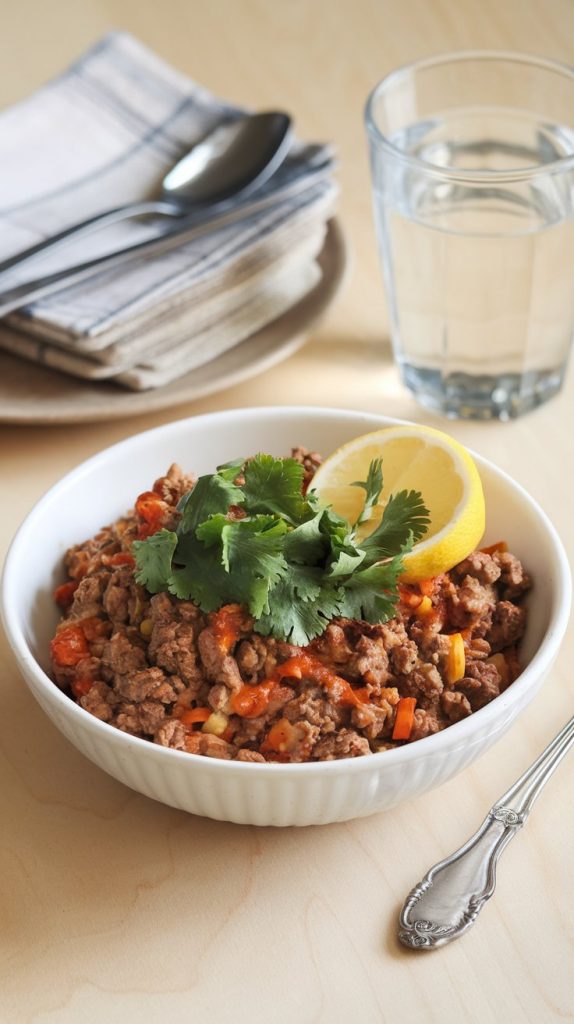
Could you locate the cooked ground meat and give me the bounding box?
[49,455,530,763]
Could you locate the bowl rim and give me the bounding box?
[2,405,572,776]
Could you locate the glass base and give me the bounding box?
[402,365,566,420]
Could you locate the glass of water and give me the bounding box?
[365,52,574,419]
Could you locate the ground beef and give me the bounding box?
[487,601,527,652]
[409,708,442,741]
[148,593,205,692]
[291,445,322,492]
[312,728,371,760]
[493,550,531,601]
[49,462,531,763]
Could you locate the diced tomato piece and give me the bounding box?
[398,584,423,610]
[53,581,79,609]
[274,654,366,708]
[78,617,110,641]
[231,680,278,718]
[221,724,236,744]
[352,686,371,704]
[102,551,135,568]
[50,625,89,667]
[261,718,300,753]
[71,678,94,698]
[135,491,168,538]
[178,707,212,727]
[418,578,436,597]
[209,604,244,654]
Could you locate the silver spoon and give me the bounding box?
[0,110,293,277]
[398,713,574,949]
[0,153,331,319]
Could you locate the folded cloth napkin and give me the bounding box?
[0,32,337,390]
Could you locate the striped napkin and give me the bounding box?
[0,33,337,389]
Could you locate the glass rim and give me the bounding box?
[364,49,574,183]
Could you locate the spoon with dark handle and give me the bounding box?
[0,111,292,277]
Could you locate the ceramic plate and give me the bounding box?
[0,219,346,425]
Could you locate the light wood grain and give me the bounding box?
[1,2,574,1021]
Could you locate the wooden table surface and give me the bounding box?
[1,2,573,1021]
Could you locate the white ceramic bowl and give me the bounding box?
[2,408,571,826]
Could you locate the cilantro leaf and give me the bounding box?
[337,558,403,623]
[168,531,231,609]
[219,516,289,617]
[193,512,227,549]
[174,516,288,617]
[242,454,307,524]
[130,450,430,646]
[133,529,178,594]
[325,539,366,579]
[256,568,342,646]
[216,458,245,482]
[360,489,430,564]
[283,511,328,564]
[351,457,383,527]
[178,473,243,534]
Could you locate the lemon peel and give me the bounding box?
[310,424,485,583]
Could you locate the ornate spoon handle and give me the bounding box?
[398,714,574,950]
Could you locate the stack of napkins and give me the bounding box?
[0,33,337,390]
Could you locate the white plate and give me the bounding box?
[0,219,346,425]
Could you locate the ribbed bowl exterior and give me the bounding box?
[21,647,553,826]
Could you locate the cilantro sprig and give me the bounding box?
[133,454,430,645]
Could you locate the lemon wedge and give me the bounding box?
[310,424,485,583]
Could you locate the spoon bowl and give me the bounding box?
[162,112,293,204]
[0,110,293,279]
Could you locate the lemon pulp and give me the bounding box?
[310,424,485,583]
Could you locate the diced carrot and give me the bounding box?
[480,540,508,556]
[392,697,417,741]
[53,581,79,609]
[178,706,212,727]
[446,632,466,684]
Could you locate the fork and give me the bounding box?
[398,714,574,949]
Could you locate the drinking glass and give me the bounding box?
[365,52,574,420]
